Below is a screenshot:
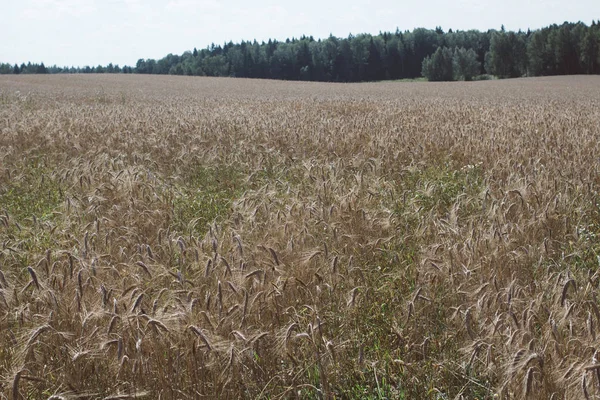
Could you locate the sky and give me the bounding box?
[2,0,599,67]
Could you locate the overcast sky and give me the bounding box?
[2,0,598,67]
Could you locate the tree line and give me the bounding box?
[0,62,134,75]
[1,21,599,81]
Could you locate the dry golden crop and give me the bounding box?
[1,74,600,399]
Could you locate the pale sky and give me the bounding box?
[2,0,598,67]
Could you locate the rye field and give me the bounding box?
[1,74,600,399]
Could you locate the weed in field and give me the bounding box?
[172,165,243,235]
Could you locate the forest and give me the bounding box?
[1,21,599,81]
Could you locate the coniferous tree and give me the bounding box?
[553,24,580,74]
[36,63,48,74]
[581,26,600,74]
[297,40,312,80]
[366,37,384,81]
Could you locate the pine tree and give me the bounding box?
[580,28,599,74]
[366,38,384,81]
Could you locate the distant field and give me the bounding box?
[1,74,600,399]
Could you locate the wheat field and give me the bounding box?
[1,74,600,399]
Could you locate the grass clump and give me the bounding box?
[172,165,244,235]
[395,162,484,218]
[0,160,63,263]
[0,161,62,223]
